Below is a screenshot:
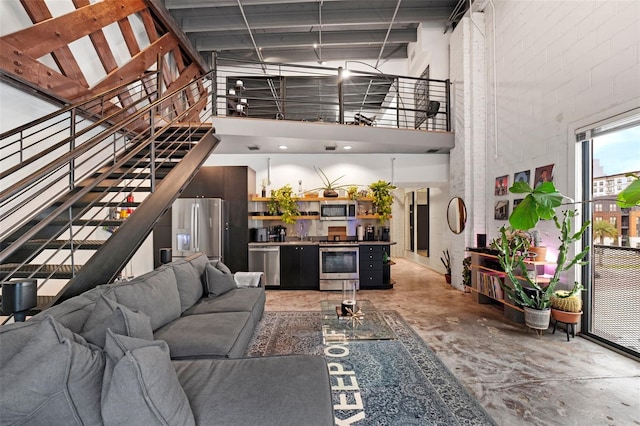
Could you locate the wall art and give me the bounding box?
[513,170,530,185]
[495,175,509,196]
[534,164,554,188]
[494,200,509,220]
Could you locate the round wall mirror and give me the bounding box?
[447,197,467,234]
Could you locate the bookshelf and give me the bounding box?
[467,249,554,323]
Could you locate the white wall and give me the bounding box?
[448,0,640,288]
[206,153,450,264]
[408,23,451,79]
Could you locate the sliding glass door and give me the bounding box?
[580,113,640,357]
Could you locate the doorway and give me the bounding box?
[404,189,430,257]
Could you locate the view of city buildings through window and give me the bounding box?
[589,123,640,355]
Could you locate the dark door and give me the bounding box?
[298,245,319,289]
[279,245,299,289]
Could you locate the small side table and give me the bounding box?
[552,319,578,342]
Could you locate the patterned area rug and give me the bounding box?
[246,311,496,425]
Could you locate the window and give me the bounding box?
[595,203,603,212]
[609,217,617,226]
[610,204,617,212]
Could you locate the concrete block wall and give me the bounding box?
[448,0,639,287]
[447,13,486,290]
[482,0,640,245]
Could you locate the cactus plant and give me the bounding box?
[551,290,583,313]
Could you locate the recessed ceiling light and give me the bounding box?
[278,145,288,150]
[313,43,318,49]
[343,145,352,150]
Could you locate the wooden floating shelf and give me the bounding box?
[250,215,320,220]
[251,196,374,202]
[469,287,524,312]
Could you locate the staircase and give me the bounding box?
[0,70,218,320]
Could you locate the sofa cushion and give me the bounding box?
[30,286,113,333]
[81,295,153,347]
[203,263,237,297]
[0,316,104,425]
[0,320,41,366]
[174,355,334,426]
[184,288,265,324]
[109,266,180,330]
[153,311,254,359]
[102,330,195,426]
[210,259,232,274]
[187,252,210,276]
[170,259,204,312]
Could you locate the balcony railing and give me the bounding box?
[214,58,451,132]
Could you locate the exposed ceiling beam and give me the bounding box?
[178,7,451,32]
[164,0,347,8]
[194,29,416,51]
[226,45,408,62]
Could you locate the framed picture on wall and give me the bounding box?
[494,200,509,220]
[534,164,554,188]
[495,175,509,196]
[514,170,531,186]
[513,198,524,209]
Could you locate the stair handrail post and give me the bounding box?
[69,108,76,191]
[445,79,451,131]
[396,76,400,129]
[150,53,165,193]
[338,67,345,124]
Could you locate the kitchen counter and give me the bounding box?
[249,241,396,246]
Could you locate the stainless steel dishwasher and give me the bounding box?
[248,245,280,287]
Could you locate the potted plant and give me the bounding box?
[441,249,452,284]
[369,180,396,222]
[528,229,547,261]
[550,288,583,341]
[268,184,299,224]
[312,166,353,197]
[462,256,472,289]
[491,181,590,334]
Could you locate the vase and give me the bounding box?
[551,309,582,324]
[527,246,547,261]
[323,189,339,198]
[445,273,451,284]
[523,307,551,331]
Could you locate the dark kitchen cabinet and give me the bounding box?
[280,244,319,290]
[359,244,394,289]
[153,166,256,272]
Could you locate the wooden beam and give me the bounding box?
[0,39,89,101]
[5,0,147,60]
[72,0,119,73]
[92,33,177,94]
[18,0,87,87]
[140,9,159,43]
[118,17,141,57]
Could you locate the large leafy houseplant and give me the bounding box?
[369,180,396,222]
[269,184,299,224]
[491,182,590,312]
[311,166,353,197]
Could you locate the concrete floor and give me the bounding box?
[265,258,640,426]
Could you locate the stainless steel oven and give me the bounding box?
[319,244,359,290]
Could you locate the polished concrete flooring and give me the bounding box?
[265,258,640,426]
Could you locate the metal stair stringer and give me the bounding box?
[55,129,220,304]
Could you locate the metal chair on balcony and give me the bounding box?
[426,101,440,130]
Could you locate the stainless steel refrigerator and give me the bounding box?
[172,198,228,261]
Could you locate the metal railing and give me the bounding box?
[589,244,640,355]
[0,67,216,309]
[215,58,451,131]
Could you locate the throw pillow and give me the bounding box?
[101,330,195,426]
[81,294,153,347]
[203,263,237,297]
[0,316,105,425]
[210,259,232,274]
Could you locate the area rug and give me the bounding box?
[246,311,496,425]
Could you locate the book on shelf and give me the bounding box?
[477,271,505,300]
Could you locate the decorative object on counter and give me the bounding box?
[295,220,309,241]
[297,180,304,197]
[268,184,299,224]
[311,166,354,197]
[261,178,268,197]
[341,280,358,316]
[491,181,590,334]
[369,180,396,222]
[440,249,452,284]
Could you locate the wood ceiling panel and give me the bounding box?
[72,0,118,73]
[118,17,141,56]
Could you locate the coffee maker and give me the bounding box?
[365,225,375,241]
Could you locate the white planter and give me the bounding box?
[523,307,551,330]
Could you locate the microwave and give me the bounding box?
[320,201,356,221]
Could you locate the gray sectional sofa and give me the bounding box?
[0,253,334,425]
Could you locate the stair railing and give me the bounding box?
[0,69,216,311]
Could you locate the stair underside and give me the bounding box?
[0,263,81,279]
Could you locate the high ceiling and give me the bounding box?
[163,0,468,64]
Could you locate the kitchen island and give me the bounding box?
[248,241,396,290]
